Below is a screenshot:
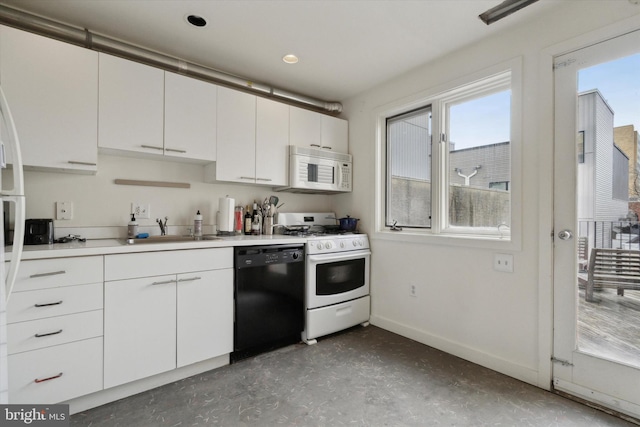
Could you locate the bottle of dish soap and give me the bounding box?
[194,210,203,238]
[128,213,138,238]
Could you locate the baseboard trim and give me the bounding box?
[370,315,539,386]
[65,354,229,414]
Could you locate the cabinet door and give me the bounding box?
[98,53,164,155]
[321,115,349,153]
[176,269,233,367]
[164,72,217,162]
[256,98,289,186]
[0,25,98,172]
[104,275,176,389]
[290,106,321,148]
[216,87,256,183]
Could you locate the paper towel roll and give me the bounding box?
[217,196,235,232]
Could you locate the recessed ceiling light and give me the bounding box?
[282,54,299,64]
[186,14,207,28]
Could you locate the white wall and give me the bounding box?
[8,153,335,237]
[337,1,640,388]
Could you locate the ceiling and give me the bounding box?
[0,0,564,103]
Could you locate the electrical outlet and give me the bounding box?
[410,283,418,297]
[131,202,150,219]
[56,201,73,220]
[494,253,514,273]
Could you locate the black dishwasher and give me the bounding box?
[232,244,305,362]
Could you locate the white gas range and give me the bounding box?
[277,213,371,345]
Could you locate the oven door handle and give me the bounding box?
[308,250,371,263]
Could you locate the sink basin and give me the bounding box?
[125,235,221,244]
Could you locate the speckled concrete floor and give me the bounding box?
[71,326,635,426]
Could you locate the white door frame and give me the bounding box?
[537,13,640,413]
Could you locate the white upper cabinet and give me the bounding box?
[290,105,348,153]
[321,115,349,153]
[215,87,257,183]
[212,89,290,186]
[290,106,321,149]
[256,97,289,186]
[99,54,217,162]
[164,71,217,161]
[0,25,99,173]
[98,53,165,155]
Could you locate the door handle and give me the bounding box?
[558,230,573,240]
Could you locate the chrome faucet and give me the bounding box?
[156,217,168,235]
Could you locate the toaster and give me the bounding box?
[24,219,54,245]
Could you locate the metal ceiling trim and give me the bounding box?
[0,5,343,113]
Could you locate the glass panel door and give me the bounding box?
[553,29,640,418]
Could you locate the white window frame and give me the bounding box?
[374,58,522,250]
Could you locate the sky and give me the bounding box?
[449,90,510,150]
[449,52,640,150]
[578,53,640,132]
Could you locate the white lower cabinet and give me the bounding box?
[103,248,233,389]
[7,256,104,404]
[176,269,233,367]
[104,274,177,388]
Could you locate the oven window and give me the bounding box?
[316,258,365,295]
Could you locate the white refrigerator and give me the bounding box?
[0,85,26,404]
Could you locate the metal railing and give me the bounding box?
[579,221,640,250]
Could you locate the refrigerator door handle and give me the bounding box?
[4,195,24,301]
[0,86,25,302]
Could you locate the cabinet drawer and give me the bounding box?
[9,337,103,404]
[105,247,232,281]
[8,310,103,355]
[306,296,370,340]
[8,282,103,323]
[14,256,103,292]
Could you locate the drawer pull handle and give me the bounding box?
[35,329,63,338]
[68,160,97,166]
[34,300,63,308]
[321,146,332,150]
[165,147,187,154]
[310,144,321,148]
[141,144,164,151]
[151,279,177,286]
[30,270,66,278]
[239,176,255,180]
[178,276,201,283]
[256,178,273,182]
[35,372,63,383]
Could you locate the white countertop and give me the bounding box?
[6,234,308,260]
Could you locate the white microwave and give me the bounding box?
[275,146,352,193]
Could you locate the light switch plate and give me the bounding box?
[494,253,514,273]
[56,201,73,220]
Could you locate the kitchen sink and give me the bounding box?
[124,235,221,244]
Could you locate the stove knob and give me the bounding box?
[358,240,363,246]
[325,242,333,249]
[316,242,323,250]
[352,240,357,247]
[340,241,345,248]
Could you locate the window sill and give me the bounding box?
[373,229,520,251]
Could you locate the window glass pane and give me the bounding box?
[386,107,432,228]
[448,90,511,229]
[577,130,585,164]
